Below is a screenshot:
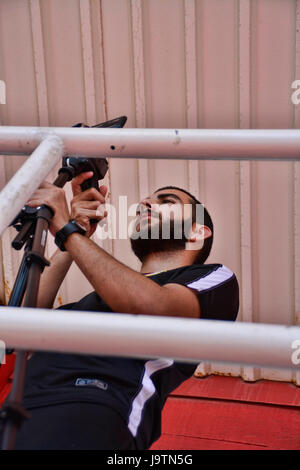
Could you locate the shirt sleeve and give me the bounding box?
[165,264,239,321]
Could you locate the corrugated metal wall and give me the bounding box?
[0,0,300,384]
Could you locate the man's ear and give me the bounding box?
[185,224,212,250]
[189,224,212,242]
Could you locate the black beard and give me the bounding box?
[130,218,190,263]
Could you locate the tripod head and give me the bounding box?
[60,116,127,191]
[59,156,108,191]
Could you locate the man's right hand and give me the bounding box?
[70,172,108,238]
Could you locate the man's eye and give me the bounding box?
[162,199,175,204]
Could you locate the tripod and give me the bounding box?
[0,160,103,450]
[0,115,127,450]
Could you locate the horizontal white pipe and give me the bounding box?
[0,127,300,160]
[0,135,64,237]
[0,306,300,369]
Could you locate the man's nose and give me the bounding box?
[139,197,153,211]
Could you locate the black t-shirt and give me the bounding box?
[21,263,239,449]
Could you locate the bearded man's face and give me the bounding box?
[130,189,194,262]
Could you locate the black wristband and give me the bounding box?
[55,220,86,252]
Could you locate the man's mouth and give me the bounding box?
[139,209,156,218]
[137,210,160,226]
[140,212,152,221]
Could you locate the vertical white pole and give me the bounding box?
[239,0,259,382]
[29,0,49,127]
[131,0,149,201]
[294,0,300,386]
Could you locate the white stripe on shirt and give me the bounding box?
[128,266,234,437]
[128,358,174,437]
[187,265,234,292]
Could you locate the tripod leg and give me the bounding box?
[1,207,52,450]
[1,351,30,450]
[8,248,30,308]
[22,208,51,308]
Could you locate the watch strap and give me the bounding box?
[55,220,86,252]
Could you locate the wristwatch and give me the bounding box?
[55,219,86,251]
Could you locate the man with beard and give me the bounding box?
[1,172,239,450]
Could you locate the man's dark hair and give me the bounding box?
[154,186,214,265]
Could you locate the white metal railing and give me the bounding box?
[1,127,300,237]
[0,134,64,237]
[0,127,300,160]
[0,306,299,370]
[0,126,300,370]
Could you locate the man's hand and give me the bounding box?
[29,172,107,310]
[27,172,108,238]
[27,182,70,237]
[70,173,108,237]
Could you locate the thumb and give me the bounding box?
[99,184,108,198]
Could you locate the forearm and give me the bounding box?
[64,234,172,316]
[26,177,107,309]
[26,181,199,317]
[37,249,73,308]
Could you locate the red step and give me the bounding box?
[151,375,300,450]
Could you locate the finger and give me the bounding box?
[27,192,48,205]
[99,184,108,197]
[38,181,55,190]
[72,171,94,196]
[72,187,106,204]
[27,188,48,201]
[71,201,104,219]
[27,199,42,207]
[95,206,108,218]
[77,208,108,221]
[72,200,102,210]
[73,171,94,186]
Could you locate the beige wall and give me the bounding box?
[0,0,300,384]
